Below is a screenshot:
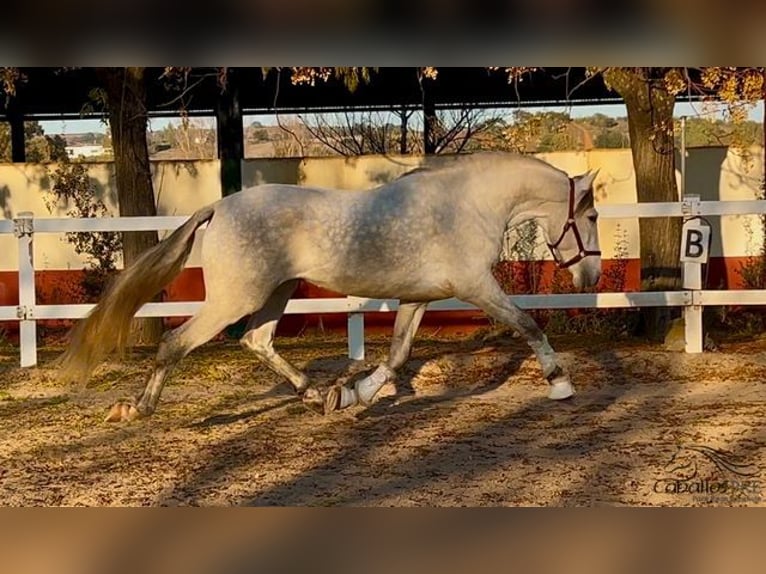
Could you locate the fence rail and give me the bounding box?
[2,195,766,367]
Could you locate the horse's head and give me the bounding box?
[544,170,602,290]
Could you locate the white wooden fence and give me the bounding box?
[2,195,766,368]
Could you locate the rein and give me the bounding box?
[546,178,601,269]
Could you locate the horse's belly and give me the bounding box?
[305,270,453,301]
[291,219,455,300]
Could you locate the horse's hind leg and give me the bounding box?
[105,301,250,422]
[465,280,574,400]
[323,302,427,413]
[238,279,310,394]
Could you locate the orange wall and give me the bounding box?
[0,257,757,339]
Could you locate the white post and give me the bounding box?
[683,261,703,353]
[14,212,37,367]
[680,195,703,354]
[348,313,365,361]
[679,116,687,201]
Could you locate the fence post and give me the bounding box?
[681,195,704,354]
[14,211,36,367]
[347,312,365,361]
[683,262,703,353]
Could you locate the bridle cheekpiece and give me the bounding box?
[546,178,601,269]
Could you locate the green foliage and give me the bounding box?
[79,87,109,120]
[537,131,579,152]
[498,110,577,153]
[245,109,759,158]
[695,177,766,339]
[735,181,766,291]
[545,225,638,337]
[491,220,545,328]
[153,117,216,159]
[590,113,619,129]
[43,162,122,301]
[675,116,763,148]
[501,220,544,294]
[594,129,628,148]
[492,222,636,337]
[514,110,571,128]
[249,128,270,143]
[0,123,8,160]
[711,179,766,335]
[0,120,69,163]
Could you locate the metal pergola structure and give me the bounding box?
[1,67,623,118]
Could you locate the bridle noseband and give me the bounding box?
[546,178,601,269]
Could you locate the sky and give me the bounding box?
[38,101,765,136]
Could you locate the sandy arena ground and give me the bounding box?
[0,331,764,506]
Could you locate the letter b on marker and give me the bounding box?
[680,222,711,263]
[686,229,704,258]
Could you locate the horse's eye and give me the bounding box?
[588,214,598,223]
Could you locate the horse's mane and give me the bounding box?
[395,152,568,182]
[397,166,433,179]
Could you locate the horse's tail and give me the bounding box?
[56,205,216,382]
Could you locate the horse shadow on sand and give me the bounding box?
[188,334,530,429]
[144,332,654,508]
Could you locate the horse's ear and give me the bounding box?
[574,170,599,215]
[576,169,599,190]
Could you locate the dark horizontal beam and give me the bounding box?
[20,94,708,124]
[0,67,715,123]
[242,97,628,116]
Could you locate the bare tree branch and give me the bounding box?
[427,107,508,155]
[299,109,411,156]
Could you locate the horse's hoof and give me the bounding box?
[323,386,342,415]
[301,387,325,414]
[104,400,142,422]
[293,382,310,397]
[548,380,575,400]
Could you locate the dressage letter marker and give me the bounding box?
[680,221,711,264]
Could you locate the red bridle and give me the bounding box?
[546,178,601,269]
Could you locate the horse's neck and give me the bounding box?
[482,164,566,230]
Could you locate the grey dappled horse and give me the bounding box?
[57,152,602,422]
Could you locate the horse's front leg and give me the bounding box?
[322,302,427,413]
[527,333,574,400]
[468,282,574,400]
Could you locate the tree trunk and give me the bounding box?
[215,68,243,197]
[8,105,25,162]
[423,89,436,155]
[96,67,163,345]
[607,69,682,339]
[400,106,408,154]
